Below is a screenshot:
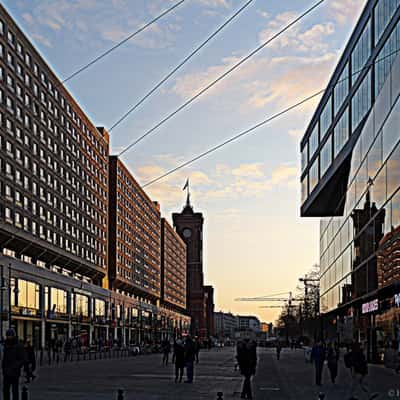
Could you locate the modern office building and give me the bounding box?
[300,0,400,361]
[161,218,187,311]
[0,4,190,347]
[214,311,238,339]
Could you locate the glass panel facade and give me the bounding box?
[374,0,400,44]
[320,96,332,139]
[351,19,371,82]
[50,287,67,314]
[94,298,106,317]
[17,279,40,309]
[334,63,349,115]
[334,108,349,157]
[351,70,371,130]
[375,19,400,97]
[301,175,308,204]
[309,124,319,159]
[319,54,400,313]
[309,157,319,192]
[301,143,308,173]
[320,135,332,177]
[75,293,89,316]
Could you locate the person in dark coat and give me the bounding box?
[326,343,339,383]
[172,338,185,383]
[184,335,196,383]
[311,341,326,386]
[237,339,257,399]
[23,340,36,383]
[2,328,27,400]
[194,337,201,364]
[162,339,171,365]
[276,342,282,360]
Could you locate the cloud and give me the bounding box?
[328,0,366,26]
[288,129,304,139]
[232,163,264,178]
[196,0,230,8]
[31,33,52,48]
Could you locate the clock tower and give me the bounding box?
[172,194,207,338]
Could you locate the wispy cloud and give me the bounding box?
[328,0,366,26]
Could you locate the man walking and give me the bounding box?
[237,338,257,399]
[162,338,171,366]
[173,338,185,383]
[311,340,326,386]
[23,340,36,383]
[2,328,26,400]
[184,335,196,383]
[194,337,201,364]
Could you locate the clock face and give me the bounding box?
[183,228,192,238]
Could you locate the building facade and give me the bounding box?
[300,0,400,362]
[0,4,190,347]
[214,311,238,339]
[172,196,214,339]
[161,217,187,311]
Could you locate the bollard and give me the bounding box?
[318,393,325,400]
[117,389,124,400]
[217,392,223,400]
[21,386,29,400]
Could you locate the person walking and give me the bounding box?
[173,338,185,383]
[2,328,26,400]
[237,338,257,399]
[194,337,201,364]
[346,342,378,400]
[162,338,171,366]
[327,343,339,384]
[184,335,196,383]
[276,342,282,360]
[23,340,36,383]
[311,340,326,386]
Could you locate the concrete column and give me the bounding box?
[41,319,45,349]
[106,326,109,340]
[68,321,72,339]
[114,327,117,340]
[89,324,93,346]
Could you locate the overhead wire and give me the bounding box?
[117,0,326,156]
[61,0,186,84]
[108,0,254,132]
[141,48,400,188]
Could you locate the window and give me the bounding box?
[301,175,308,204]
[351,71,371,131]
[94,299,106,317]
[50,287,68,314]
[309,123,319,158]
[351,19,371,82]
[334,63,349,115]
[320,96,332,139]
[74,293,89,316]
[301,143,308,173]
[375,20,400,97]
[374,0,400,44]
[7,30,15,46]
[0,19,3,34]
[334,108,349,157]
[309,157,319,192]
[17,279,40,310]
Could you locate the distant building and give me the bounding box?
[214,312,238,339]
[237,315,260,336]
[204,285,215,337]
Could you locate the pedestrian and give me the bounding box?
[237,338,257,399]
[2,328,27,400]
[184,335,196,383]
[162,338,171,365]
[194,337,201,364]
[23,340,36,383]
[173,338,185,383]
[327,343,339,384]
[345,342,378,400]
[276,342,282,360]
[310,340,326,386]
[64,339,72,362]
[207,337,212,350]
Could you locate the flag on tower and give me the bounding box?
[182,179,189,191]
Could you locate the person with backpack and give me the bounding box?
[172,338,185,383]
[345,342,378,400]
[237,338,257,399]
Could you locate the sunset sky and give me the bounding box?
[5,0,367,323]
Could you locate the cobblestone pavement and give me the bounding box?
[15,347,399,400]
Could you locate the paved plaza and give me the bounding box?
[14,347,397,400]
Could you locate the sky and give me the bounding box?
[4,0,367,323]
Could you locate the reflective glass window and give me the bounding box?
[17,279,40,309]
[75,293,89,316]
[382,98,400,161]
[309,157,319,192]
[351,71,372,130]
[334,108,349,157]
[368,131,383,179]
[391,189,400,229]
[320,135,332,177]
[320,96,332,139]
[351,19,371,82]
[372,164,387,210]
[374,0,400,44]
[375,20,400,97]
[386,143,400,198]
[301,143,308,173]
[309,124,319,158]
[334,63,349,115]
[301,175,308,204]
[50,287,67,314]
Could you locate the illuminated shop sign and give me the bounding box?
[361,299,379,314]
[395,294,400,308]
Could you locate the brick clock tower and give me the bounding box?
[173,189,208,339]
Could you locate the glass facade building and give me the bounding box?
[300,0,400,362]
